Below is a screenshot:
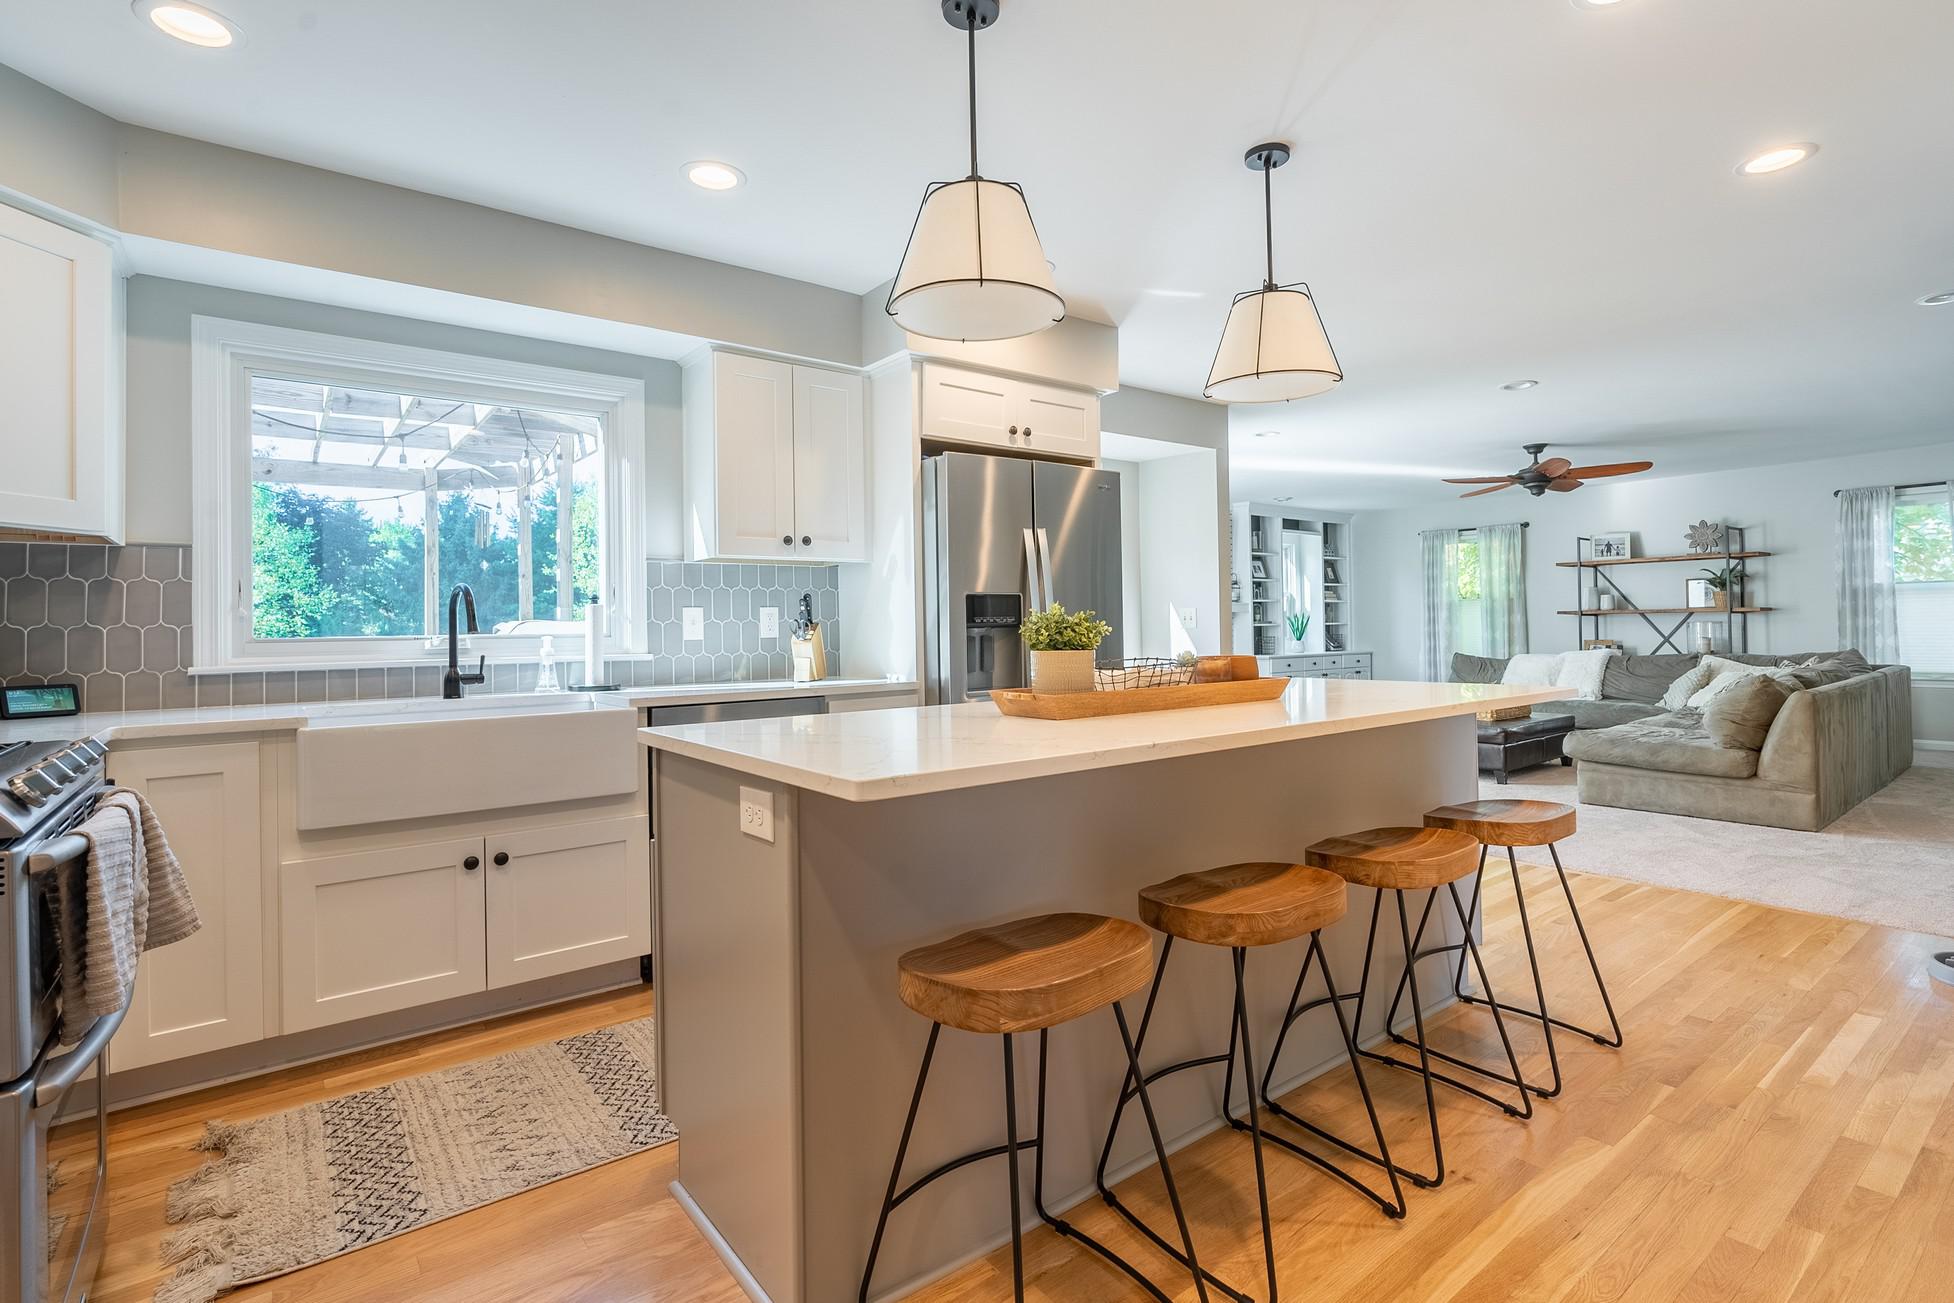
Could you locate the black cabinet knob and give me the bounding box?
[1008,425,1018,436]
[463,855,480,871]
[1023,427,1032,439]
[493,851,510,867]
[801,535,812,546]
[782,534,794,545]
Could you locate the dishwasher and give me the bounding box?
[642,694,828,983]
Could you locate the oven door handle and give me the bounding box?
[35,1002,128,1108]
[27,831,90,876]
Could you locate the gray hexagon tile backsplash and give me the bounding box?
[0,542,843,712]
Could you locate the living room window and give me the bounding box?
[191,317,646,671]
[1453,533,1485,656]
[1893,483,1954,675]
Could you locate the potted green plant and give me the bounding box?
[1285,606,1310,646]
[1020,603,1113,694]
[1696,565,1735,611]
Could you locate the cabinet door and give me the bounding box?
[106,743,263,1070]
[790,366,867,562]
[713,353,797,558]
[485,816,650,988]
[0,205,119,539]
[1012,378,1100,461]
[280,838,486,1032]
[919,363,1017,449]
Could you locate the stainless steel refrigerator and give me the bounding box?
[923,451,1123,704]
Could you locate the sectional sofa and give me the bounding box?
[1451,650,1913,831]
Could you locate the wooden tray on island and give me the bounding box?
[991,655,1289,719]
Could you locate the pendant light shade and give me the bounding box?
[886,0,1064,343]
[888,178,1064,342]
[1204,142,1342,403]
[1205,285,1340,402]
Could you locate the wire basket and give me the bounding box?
[1094,657,1197,691]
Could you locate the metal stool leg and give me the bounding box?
[1552,843,1625,1047]
[1001,1033,1026,1300]
[860,1023,940,1303]
[1502,844,1563,1098]
[1230,948,1278,1302]
[1113,1002,1213,1303]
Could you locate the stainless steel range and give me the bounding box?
[1,734,119,1303]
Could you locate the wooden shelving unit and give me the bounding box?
[1569,529,1771,653]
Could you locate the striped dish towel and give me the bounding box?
[52,787,202,1043]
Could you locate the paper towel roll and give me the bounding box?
[584,599,604,687]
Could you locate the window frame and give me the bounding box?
[190,316,646,672]
[1893,482,1954,681]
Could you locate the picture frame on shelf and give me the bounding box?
[1591,532,1633,560]
[1583,639,1623,651]
[1323,559,1340,583]
[1250,557,1268,579]
[1686,578,1715,608]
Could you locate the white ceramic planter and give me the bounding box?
[1028,649,1096,694]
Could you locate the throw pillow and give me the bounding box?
[1500,653,1564,688]
[1553,648,1616,701]
[1450,652,1508,684]
[1659,659,1717,710]
[1702,674,1793,750]
[1686,658,1772,710]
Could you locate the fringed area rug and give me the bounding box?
[156,1018,676,1303]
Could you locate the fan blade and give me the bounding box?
[1535,457,1572,479]
[1460,482,1517,498]
[1546,477,1583,492]
[1441,476,1519,485]
[1565,460,1654,479]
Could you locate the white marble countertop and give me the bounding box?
[639,678,1570,801]
[0,678,915,745]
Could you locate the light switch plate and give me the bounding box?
[682,607,705,642]
[759,607,780,639]
[739,786,775,843]
[1178,608,1198,631]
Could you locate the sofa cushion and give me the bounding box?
[1536,699,1667,729]
[1565,718,1761,778]
[1555,648,1616,701]
[1702,673,1793,749]
[1601,653,1701,704]
[1451,652,1507,684]
[1685,656,1777,709]
[1660,659,1720,709]
[1772,662,1865,691]
[1501,653,1565,687]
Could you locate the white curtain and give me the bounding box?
[1478,522,1529,658]
[1837,485,1900,661]
[1420,528,1460,681]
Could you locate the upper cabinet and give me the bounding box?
[683,350,866,563]
[918,361,1099,462]
[0,204,122,541]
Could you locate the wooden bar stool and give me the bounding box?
[1290,827,1533,1189]
[1392,800,1623,1101]
[1098,863,1404,1303]
[861,913,1212,1303]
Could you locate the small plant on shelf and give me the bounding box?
[1020,603,1112,695]
[1285,607,1310,644]
[1698,565,1736,609]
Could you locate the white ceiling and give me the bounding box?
[4,0,1951,510]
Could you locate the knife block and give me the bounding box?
[791,626,828,682]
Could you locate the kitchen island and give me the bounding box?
[640,678,1563,1303]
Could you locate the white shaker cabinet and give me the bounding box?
[279,837,488,1032]
[918,362,1100,461]
[485,816,651,988]
[0,203,122,541]
[106,742,263,1070]
[683,350,866,563]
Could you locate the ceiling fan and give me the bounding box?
[1443,443,1654,498]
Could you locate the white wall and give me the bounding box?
[1101,385,1233,651]
[1351,441,1954,740]
[1135,451,1223,658]
[124,276,684,551]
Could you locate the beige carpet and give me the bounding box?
[1484,751,1954,940]
[156,1018,675,1303]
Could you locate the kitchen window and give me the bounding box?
[1894,482,1954,676]
[191,317,645,670]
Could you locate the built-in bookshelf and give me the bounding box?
[1230,502,1355,659]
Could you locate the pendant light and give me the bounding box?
[886,0,1064,343]
[1204,142,1342,403]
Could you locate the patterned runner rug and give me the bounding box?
[155,1018,676,1303]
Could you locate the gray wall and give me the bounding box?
[125,276,685,550]
[1350,441,1954,742]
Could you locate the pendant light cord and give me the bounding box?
[1262,157,1276,290]
[966,6,980,179]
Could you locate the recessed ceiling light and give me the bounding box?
[1737,143,1818,176]
[1272,496,1294,503]
[1252,430,1278,439]
[133,0,240,47]
[1569,0,1627,9]
[684,161,745,192]
[1144,288,1205,300]
[1918,291,1954,307]
[1501,379,1540,391]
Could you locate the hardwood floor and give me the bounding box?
[70,868,1954,1301]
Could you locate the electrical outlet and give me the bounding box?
[739,786,775,843]
[759,607,780,639]
[682,607,705,642]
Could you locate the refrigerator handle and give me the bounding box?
[1035,527,1058,612]
[1023,527,1048,612]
